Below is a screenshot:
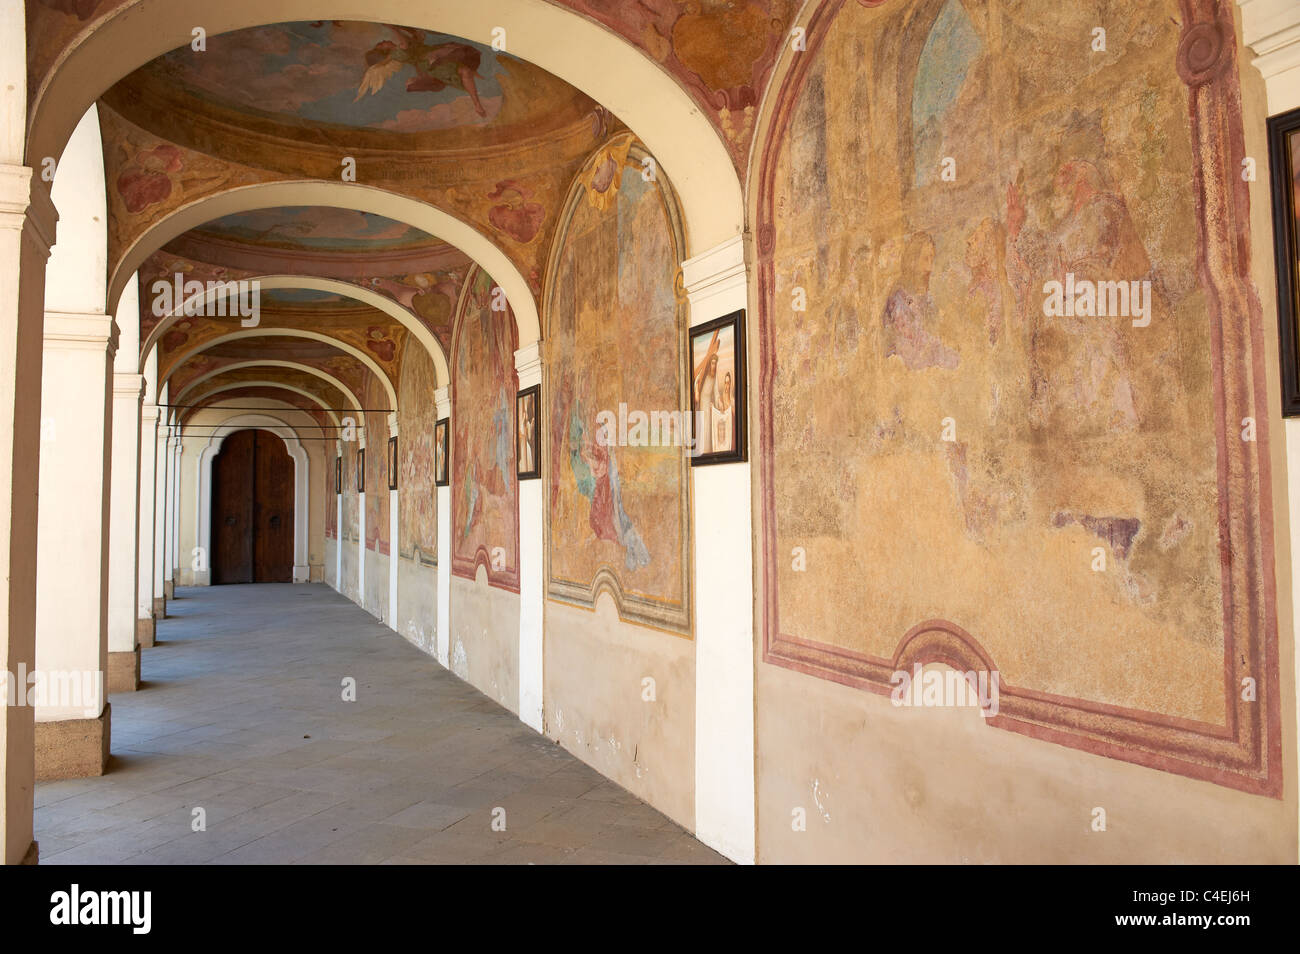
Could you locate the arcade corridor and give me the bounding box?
[33,585,722,865]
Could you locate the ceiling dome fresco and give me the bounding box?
[107,20,602,151]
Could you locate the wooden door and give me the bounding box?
[253,431,294,582]
[211,429,294,584]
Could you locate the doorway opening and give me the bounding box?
[211,428,295,583]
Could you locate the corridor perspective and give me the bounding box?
[35,585,723,864]
[2,0,1300,873]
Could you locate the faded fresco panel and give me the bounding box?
[452,268,519,589]
[546,138,691,634]
[399,336,439,564]
[767,0,1223,722]
[363,371,390,555]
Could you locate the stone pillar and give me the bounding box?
[682,235,755,864]
[0,162,57,865]
[435,387,451,668]
[166,434,179,598]
[152,389,168,618]
[515,344,543,731]
[162,429,176,600]
[137,391,158,648]
[107,276,143,693]
[34,312,116,779]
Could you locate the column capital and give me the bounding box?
[434,386,451,419]
[0,164,57,256]
[43,312,118,357]
[387,410,399,435]
[141,403,161,425]
[514,342,543,388]
[1238,0,1300,112]
[681,235,748,326]
[112,373,146,400]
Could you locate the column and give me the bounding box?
[152,387,168,617]
[34,313,116,779]
[682,235,755,863]
[0,163,57,864]
[137,374,158,647]
[515,344,543,731]
[162,427,177,599]
[169,435,180,595]
[107,275,143,692]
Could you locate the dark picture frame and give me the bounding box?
[387,436,398,490]
[434,419,449,487]
[1269,106,1300,416]
[334,455,342,496]
[688,309,747,465]
[356,447,365,494]
[517,385,540,480]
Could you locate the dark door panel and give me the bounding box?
[211,429,295,584]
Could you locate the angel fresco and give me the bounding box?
[356,26,489,118]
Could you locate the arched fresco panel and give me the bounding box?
[757,0,1279,793]
[451,267,519,590]
[398,336,439,564]
[545,136,692,634]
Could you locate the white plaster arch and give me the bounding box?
[181,381,343,431]
[45,105,105,314]
[174,360,364,414]
[112,182,537,346]
[144,274,450,387]
[194,412,311,584]
[163,328,398,411]
[29,0,742,257]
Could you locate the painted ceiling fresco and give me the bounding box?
[28,2,789,168]
[180,366,354,415]
[188,207,440,253]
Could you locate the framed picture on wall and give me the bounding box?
[435,419,449,487]
[517,385,540,480]
[334,455,341,495]
[387,436,398,490]
[688,309,746,465]
[1270,106,1300,416]
[356,448,365,494]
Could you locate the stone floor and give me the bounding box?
[35,584,727,865]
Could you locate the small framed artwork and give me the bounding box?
[334,455,342,496]
[1269,106,1300,416]
[387,436,398,491]
[517,385,540,480]
[688,309,746,465]
[356,448,365,494]
[434,419,449,487]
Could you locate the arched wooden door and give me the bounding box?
[211,429,294,584]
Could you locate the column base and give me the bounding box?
[152,596,166,618]
[137,615,155,648]
[35,704,111,781]
[164,579,174,599]
[21,841,38,865]
[293,564,310,583]
[107,648,140,693]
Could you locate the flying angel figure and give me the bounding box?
[355,25,489,118]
